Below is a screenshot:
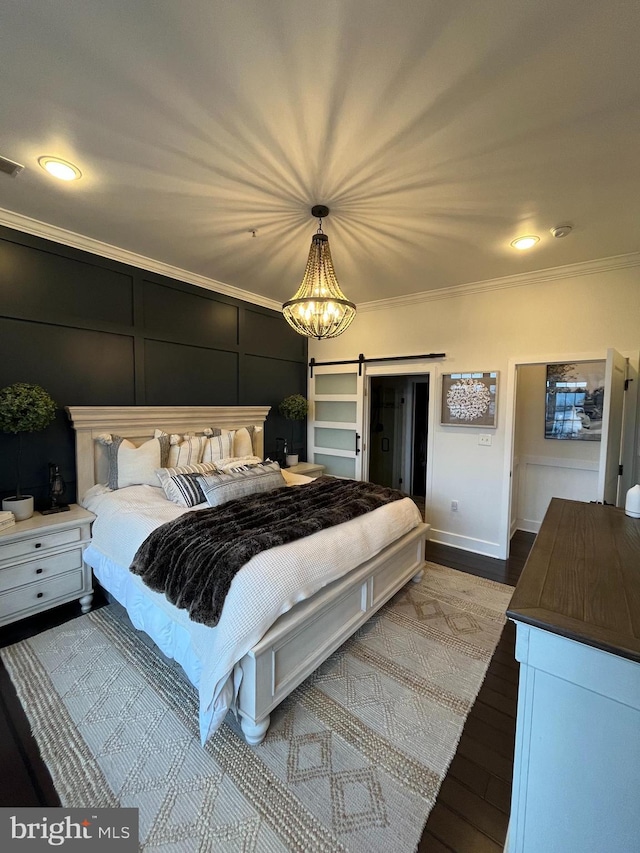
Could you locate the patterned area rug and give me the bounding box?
[2,563,513,852]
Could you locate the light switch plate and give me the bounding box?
[478,434,492,446]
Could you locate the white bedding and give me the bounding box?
[82,475,423,743]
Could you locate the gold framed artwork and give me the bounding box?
[441,372,498,427]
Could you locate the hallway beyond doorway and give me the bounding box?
[367,374,429,517]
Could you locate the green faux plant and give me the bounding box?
[0,383,57,498]
[278,394,309,453]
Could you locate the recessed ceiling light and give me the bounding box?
[510,235,540,250]
[38,156,82,181]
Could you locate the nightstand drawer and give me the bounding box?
[0,548,84,593]
[0,570,85,620]
[0,527,82,563]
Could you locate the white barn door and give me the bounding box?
[308,363,364,479]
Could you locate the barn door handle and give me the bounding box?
[355,433,361,455]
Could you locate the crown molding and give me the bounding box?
[358,252,640,313]
[0,208,282,312]
[2,207,638,316]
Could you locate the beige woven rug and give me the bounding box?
[2,563,513,852]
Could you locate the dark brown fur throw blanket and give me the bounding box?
[130,476,406,627]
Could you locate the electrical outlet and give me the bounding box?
[478,434,492,446]
[451,500,458,511]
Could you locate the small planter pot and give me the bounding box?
[2,495,34,521]
[285,454,299,468]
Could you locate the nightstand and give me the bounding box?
[0,505,94,627]
[285,461,326,478]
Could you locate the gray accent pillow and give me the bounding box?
[155,461,221,506]
[197,461,285,508]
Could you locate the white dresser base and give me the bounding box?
[507,622,640,853]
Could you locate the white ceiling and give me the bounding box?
[1,0,639,308]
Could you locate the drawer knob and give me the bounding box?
[36,592,44,599]
[34,543,42,549]
[36,568,43,574]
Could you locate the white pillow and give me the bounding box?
[198,461,285,507]
[233,426,255,457]
[202,429,235,463]
[98,432,170,490]
[155,461,220,507]
[167,434,207,468]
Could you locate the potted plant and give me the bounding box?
[278,393,309,467]
[0,383,57,520]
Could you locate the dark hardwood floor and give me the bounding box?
[0,533,534,852]
[419,531,534,852]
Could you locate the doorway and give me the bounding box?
[511,361,603,535]
[500,347,637,558]
[367,375,429,516]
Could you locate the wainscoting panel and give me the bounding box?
[142,279,238,349]
[0,236,134,327]
[0,318,136,508]
[516,455,599,533]
[243,354,308,457]
[244,308,306,362]
[143,340,239,406]
[0,318,136,406]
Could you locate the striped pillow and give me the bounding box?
[197,461,285,508]
[168,434,207,468]
[155,461,221,507]
[202,429,235,463]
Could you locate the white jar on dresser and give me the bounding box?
[0,505,94,627]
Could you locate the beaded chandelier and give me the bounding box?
[282,205,356,339]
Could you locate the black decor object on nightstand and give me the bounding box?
[41,462,70,515]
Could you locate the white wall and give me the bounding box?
[308,261,640,558]
[514,363,600,533]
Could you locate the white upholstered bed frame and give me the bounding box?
[66,405,429,745]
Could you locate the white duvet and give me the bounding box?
[82,474,422,743]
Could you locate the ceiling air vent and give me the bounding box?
[0,156,25,178]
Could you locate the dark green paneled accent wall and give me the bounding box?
[0,226,307,508]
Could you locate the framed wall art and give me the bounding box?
[545,361,605,441]
[441,372,498,427]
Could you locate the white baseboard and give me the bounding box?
[516,518,541,534]
[428,528,504,559]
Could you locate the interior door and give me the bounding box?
[368,376,405,490]
[308,364,364,479]
[597,348,627,505]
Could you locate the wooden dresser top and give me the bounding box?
[507,498,640,662]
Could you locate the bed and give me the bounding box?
[66,405,430,745]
